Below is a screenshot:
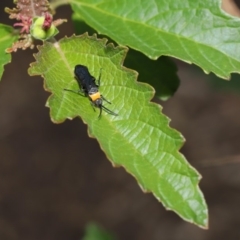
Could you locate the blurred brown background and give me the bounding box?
[1,0,240,239]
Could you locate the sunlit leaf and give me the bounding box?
[28,34,208,228]
[70,0,240,79]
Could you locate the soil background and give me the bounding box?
[1,1,240,240]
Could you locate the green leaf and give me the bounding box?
[0,24,18,80]
[70,0,240,79]
[28,34,208,228]
[72,14,180,100]
[82,223,116,240]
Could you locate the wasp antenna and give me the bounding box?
[101,95,111,104]
[101,105,118,116]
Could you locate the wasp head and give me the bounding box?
[94,98,103,107]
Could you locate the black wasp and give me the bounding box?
[64,65,118,118]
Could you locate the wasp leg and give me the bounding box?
[64,88,85,97]
[97,68,103,87]
[90,101,96,112]
[101,95,111,104]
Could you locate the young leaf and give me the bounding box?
[28,34,208,228]
[82,223,116,240]
[72,15,180,100]
[0,24,18,80]
[70,0,240,79]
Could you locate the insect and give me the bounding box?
[64,65,118,118]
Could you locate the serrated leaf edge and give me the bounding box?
[28,33,208,228]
